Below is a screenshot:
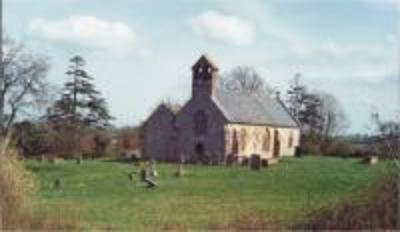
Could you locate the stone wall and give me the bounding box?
[224,123,300,159]
[175,96,226,163]
[143,105,176,161]
[144,102,300,162]
[276,127,301,157]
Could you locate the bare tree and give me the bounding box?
[370,112,400,168]
[319,93,349,139]
[219,66,274,95]
[0,38,50,135]
[286,73,305,121]
[286,75,347,138]
[370,112,400,229]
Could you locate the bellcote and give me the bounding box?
[191,54,219,98]
[191,54,219,73]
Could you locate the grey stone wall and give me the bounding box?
[175,96,226,163]
[143,104,176,161]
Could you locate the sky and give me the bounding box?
[4,0,399,133]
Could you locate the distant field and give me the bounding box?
[26,156,391,230]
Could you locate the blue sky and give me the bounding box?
[4,0,399,133]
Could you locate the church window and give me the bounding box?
[263,128,271,151]
[240,128,247,152]
[288,132,294,148]
[232,129,239,154]
[194,110,207,136]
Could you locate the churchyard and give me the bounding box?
[26,156,391,230]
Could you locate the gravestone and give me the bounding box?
[76,156,83,165]
[362,155,378,165]
[226,154,237,166]
[267,158,279,166]
[241,157,249,166]
[201,153,211,165]
[149,160,158,177]
[140,168,147,182]
[54,178,61,189]
[295,146,302,158]
[50,157,62,164]
[261,158,268,167]
[174,164,184,177]
[174,155,185,177]
[250,154,262,170]
[128,172,134,182]
[140,168,157,188]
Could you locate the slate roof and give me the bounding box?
[212,89,299,128]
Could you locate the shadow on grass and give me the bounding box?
[26,165,63,173]
[100,159,137,164]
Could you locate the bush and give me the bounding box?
[0,138,35,229]
[300,138,321,155]
[300,134,356,157]
[301,173,399,230]
[323,140,354,157]
[13,121,54,157]
[0,139,81,230]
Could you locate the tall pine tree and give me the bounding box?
[48,55,112,128]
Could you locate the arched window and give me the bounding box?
[273,130,280,158]
[240,128,247,152]
[194,110,207,136]
[263,128,271,151]
[232,129,239,154]
[288,132,294,148]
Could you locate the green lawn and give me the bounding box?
[26,156,391,230]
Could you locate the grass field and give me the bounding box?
[26,156,391,230]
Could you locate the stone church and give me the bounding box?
[142,55,300,163]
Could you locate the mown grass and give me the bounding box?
[26,156,392,230]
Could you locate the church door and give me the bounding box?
[195,143,204,155]
[273,130,280,158]
[195,143,209,163]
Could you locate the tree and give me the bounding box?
[319,93,348,139]
[286,74,347,139]
[371,112,400,166]
[286,73,306,121]
[286,74,350,154]
[0,38,50,136]
[286,74,323,135]
[47,55,112,128]
[298,93,324,135]
[13,120,54,157]
[219,66,274,95]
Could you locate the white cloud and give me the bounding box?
[29,16,136,54]
[361,0,400,6]
[319,40,349,57]
[189,10,255,46]
[359,0,400,10]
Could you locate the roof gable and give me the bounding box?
[175,95,227,123]
[146,104,175,123]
